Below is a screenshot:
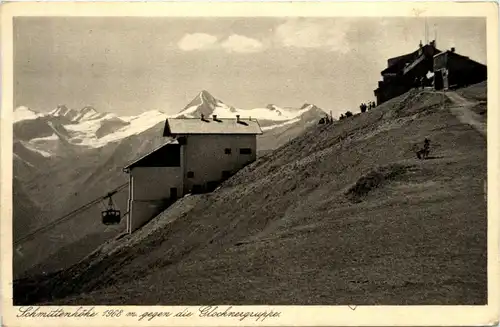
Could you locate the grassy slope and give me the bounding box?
[15,87,487,305]
[455,81,487,118]
[456,81,487,102]
[12,177,41,240]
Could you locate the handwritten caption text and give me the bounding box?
[17,306,281,322]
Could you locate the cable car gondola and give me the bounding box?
[101,192,121,225]
[14,182,129,246]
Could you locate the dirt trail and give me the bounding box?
[442,90,487,203]
[444,91,486,136]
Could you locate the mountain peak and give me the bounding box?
[300,103,315,110]
[80,106,97,114]
[199,89,212,97]
[299,103,327,115]
[14,106,44,123]
[177,90,226,118]
[72,106,102,122]
[199,90,219,106]
[14,106,38,113]
[50,105,79,121]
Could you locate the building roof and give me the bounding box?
[123,140,180,171]
[163,117,263,136]
[381,42,440,76]
[383,52,416,74]
[387,52,415,67]
[434,50,487,68]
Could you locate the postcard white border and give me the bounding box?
[1,2,499,326]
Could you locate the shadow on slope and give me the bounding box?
[12,178,43,241]
[345,163,413,203]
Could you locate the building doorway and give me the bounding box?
[192,184,203,194]
[222,170,231,180]
[170,187,178,200]
[434,70,444,90]
[206,181,219,192]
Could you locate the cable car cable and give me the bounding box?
[14,182,128,245]
[14,182,128,246]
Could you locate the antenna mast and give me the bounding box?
[424,17,428,44]
[434,24,437,46]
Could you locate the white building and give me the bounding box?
[123,115,263,233]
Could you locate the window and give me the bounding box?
[222,170,231,179]
[187,171,194,178]
[240,148,252,155]
[224,148,232,155]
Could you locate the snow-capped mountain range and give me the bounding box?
[174,90,320,123]
[14,90,327,157]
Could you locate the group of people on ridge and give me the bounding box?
[359,101,377,113]
[318,114,334,124]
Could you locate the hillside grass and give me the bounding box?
[455,81,487,118]
[456,81,487,102]
[15,87,487,305]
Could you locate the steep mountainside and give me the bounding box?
[12,178,43,241]
[15,85,487,305]
[13,122,170,279]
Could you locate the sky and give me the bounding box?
[14,17,487,116]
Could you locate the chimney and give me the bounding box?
[451,47,455,53]
[201,113,205,120]
[236,114,240,122]
[212,114,217,121]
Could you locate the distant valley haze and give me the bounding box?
[15,17,486,116]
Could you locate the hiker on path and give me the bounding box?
[424,138,430,152]
[415,138,431,159]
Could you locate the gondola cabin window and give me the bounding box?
[224,148,232,154]
[240,148,252,155]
